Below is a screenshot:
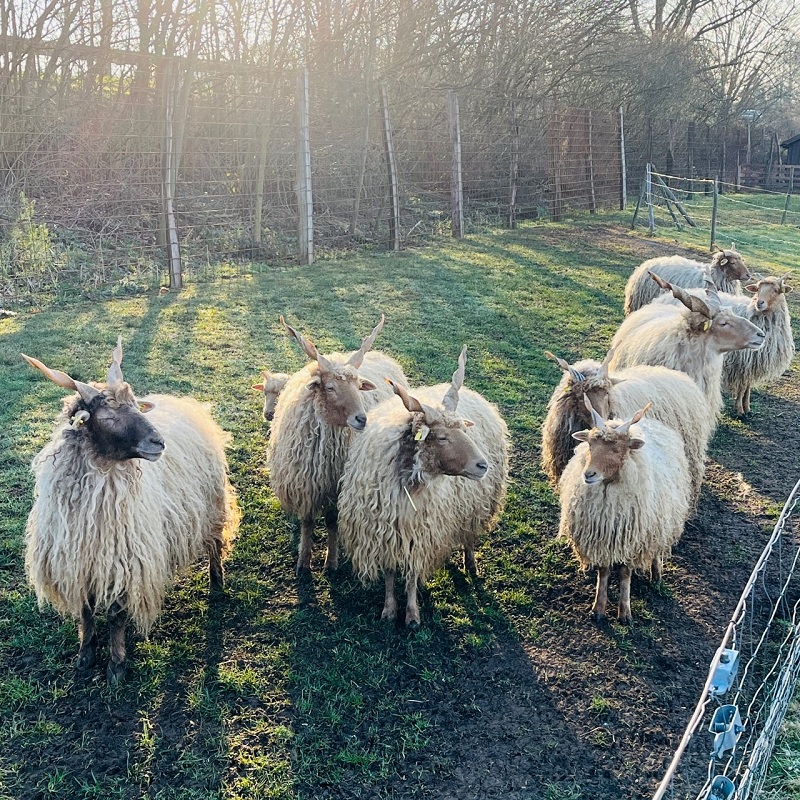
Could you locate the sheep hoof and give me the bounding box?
[210,569,225,593]
[591,609,608,624]
[76,642,97,671]
[323,557,338,573]
[617,611,632,626]
[295,559,312,576]
[463,552,477,576]
[380,606,397,622]
[406,619,420,632]
[106,660,127,685]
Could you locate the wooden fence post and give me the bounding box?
[162,59,183,289]
[296,66,314,265]
[711,175,719,248]
[380,83,401,251]
[587,109,597,214]
[508,99,520,229]
[447,90,463,239]
[781,166,795,225]
[619,106,627,211]
[646,162,655,234]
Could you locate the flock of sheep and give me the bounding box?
[19,246,794,681]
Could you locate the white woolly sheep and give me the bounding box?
[559,397,691,623]
[609,273,765,420]
[624,247,750,315]
[268,315,408,573]
[337,347,509,629]
[541,349,713,505]
[252,370,289,421]
[22,338,239,683]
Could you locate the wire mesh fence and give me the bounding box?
[652,476,800,800]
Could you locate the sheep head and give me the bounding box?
[571,397,651,485]
[745,274,793,312]
[545,348,621,424]
[21,341,164,463]
[388,352,488,483]
[711,245,751,282]
[281,316,378,431]
[252,370,289,421]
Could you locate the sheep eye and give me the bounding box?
[326,386,335,393]
[437,434,448,443]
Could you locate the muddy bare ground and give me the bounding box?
[4,226,798,800]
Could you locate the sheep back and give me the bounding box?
[338,386,509,585]
[558,419,690,573]
[25,395,239,633]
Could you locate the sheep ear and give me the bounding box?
[610,376,625,385]
[21,353,100,403]
[628,437,645,450]
[358,378,378,391]
[389,379,424,413]
[415,424,430,442]
[572,430,590,442]
[745,283,758,293]
[252,383,265,392]
[463,419,475,428]
[138,401,155,413]
[306,376,321,391]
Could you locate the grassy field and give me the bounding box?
[1,209,799,800]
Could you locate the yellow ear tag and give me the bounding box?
[414,430,423,441]
[703,320,711,331]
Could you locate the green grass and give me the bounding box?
[0,208,799,799]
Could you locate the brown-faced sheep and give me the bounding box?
[609,273,765,420]
[541,349,713,505]
[268,315,408,573]
[624,247,750,315]
[252,370,289,421]
[22,339,239,683]
[559,397,691,623]
[337,348,509,629]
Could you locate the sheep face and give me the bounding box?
[745,276,793,313]
[252,371,289,421]
[712,249,751,282]
[704,307,764,353]
[67,387,165,462]
[411,413,488,481]
[306,366,377,431]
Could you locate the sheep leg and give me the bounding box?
[735,391,745,416]
[381,570,398,621]
[106,600,128,684]
[592,567,610,622]
[323,507,339,572]
[76,601,97,671]
[296,517,314,573]
[463,542,477,575]
[618,565,632,625]
[208,537,225,592]
[651,556,662,583]
[405,576,421,630]
[743,386,752,415]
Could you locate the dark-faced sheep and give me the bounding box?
[609,273,765,420]
[268,315,408,573]
[337,348,509,629]
[559,397,691,624]
[252,370,289,421]
[541,349,713,505]
[624,247,750,315]
[22,339,239,682]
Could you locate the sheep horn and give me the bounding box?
[389,379,425,414]
[281,315,333,370]
[348,314,385,368]
[442,345,467,412]
[616,402,652,435]
[597,348,614,380]
[650,271,713,318]
[106,335,124,385]
[583,394,606,431]
[21,353,100,403]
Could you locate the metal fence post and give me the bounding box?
[619,105,627,211]
[296,66,314,265]
[162,59,183,289]
[447,90,464,239]
[380,83,401,251]
[711,175,719,248]
[646,162,655,234]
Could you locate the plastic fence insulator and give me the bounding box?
[709,705,744,759]
[706,775,736,799]
[709,649,740,697]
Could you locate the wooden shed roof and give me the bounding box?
[781,133,800,148]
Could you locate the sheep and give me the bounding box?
[252,370,289,421]
[609,273,765,421]
[541,349,713,505]
[268,315,408,574]
[337,347,509,629]
[722,275,795,415]
[624,246,751,315]
[559,396,691,624]
[22,338,239,683]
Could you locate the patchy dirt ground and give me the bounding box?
[2,222,798,800]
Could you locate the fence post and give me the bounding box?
[162,60,183,289]
[619,106,627,211]
[548,109,562,222]
[587,109,597,214]
[781,167,795,226]
[253,89,274,250]
[380,83,401,251]
[711,175,719,249]
[508,99,520,229]
[296,66,314,265]
[447,90,463,239]
[646,162,655,234]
